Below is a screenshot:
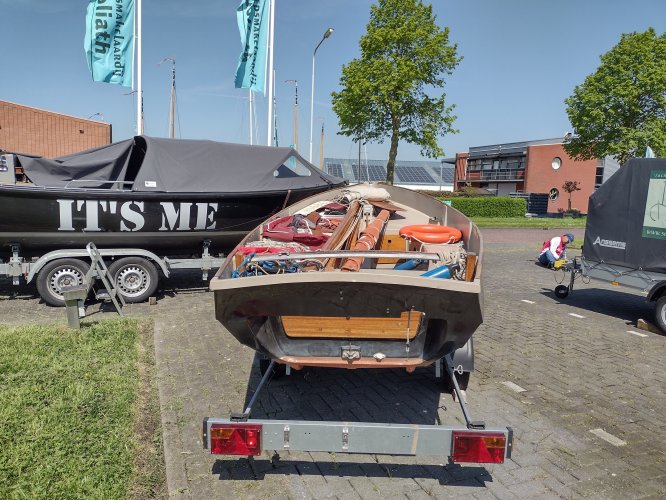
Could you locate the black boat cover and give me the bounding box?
[583,158,666,273]
[15,136,344,193]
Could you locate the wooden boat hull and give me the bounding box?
[210,184,483,369]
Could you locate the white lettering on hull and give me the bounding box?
[56,199,219,232]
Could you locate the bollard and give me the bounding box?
[62,285,89,329]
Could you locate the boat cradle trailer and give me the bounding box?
[202,355,514,463]
[0,239,226,297]
[554,256,666,331]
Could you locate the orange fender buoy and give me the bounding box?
[399,224,462,244]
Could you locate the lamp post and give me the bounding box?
[309,27,334,163]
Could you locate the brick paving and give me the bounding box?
[2,228,666,499]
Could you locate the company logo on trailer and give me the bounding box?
[592,236,626,249]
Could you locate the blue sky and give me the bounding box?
[1,0,665,162]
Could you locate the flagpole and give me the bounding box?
[266,0,275,146]
[136,0,143,135]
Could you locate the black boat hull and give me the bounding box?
[0,184,339,258]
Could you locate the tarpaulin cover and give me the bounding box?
[16,136,344,193]
[583,158,666,273]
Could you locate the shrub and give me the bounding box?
[438,196,527,218]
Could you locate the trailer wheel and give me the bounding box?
[108,257,159,303]
[36,258,90,307]
[654,296,666,333]
[555,285,569,299]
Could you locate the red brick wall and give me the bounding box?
[454,152,468,189]
[0,100,112,158]
[524,143,597,213]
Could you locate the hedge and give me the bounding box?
[439,196,527,218]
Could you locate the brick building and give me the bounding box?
[0,100,112,158]
[454,138,620,214]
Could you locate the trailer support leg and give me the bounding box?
[231,360,276,422]
[443,355,485,430]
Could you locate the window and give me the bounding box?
[551,157,562,170]
[274,155,312,177]
[549,188,559,201]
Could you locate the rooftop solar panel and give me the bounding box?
[352,164,386,182]
[395,165,435,184]
[326,163,344,179]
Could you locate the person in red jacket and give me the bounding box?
[538,233,574,267]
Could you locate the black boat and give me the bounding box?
[0,136,345,258]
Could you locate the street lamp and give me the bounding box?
[309,27,334,163]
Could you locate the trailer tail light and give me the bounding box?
[452,431,507,463]
[210,424,262,456]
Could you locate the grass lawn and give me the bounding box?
[0,319,165,499]
[471,216,587,229]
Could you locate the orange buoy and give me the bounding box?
[399,224,462,244]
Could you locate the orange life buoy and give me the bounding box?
[399,224,462,244]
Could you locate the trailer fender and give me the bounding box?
[451,337,474,373]
[647,281,666,302]
[26,248,170,283]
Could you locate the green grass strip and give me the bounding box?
[471,216,587,229]
[0,319,140,499]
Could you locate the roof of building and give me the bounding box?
[324,157,454,186]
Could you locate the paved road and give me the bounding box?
[2,228,666,499]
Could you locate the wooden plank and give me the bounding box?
[282,310,423,339]
[465,252,477,282]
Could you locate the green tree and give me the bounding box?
[564,28,666,164]
[331,0,460,184]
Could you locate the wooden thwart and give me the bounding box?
[465,252,478,282]
[282,310,423,339]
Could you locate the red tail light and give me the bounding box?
[451,431,507,463]
[210,424,262,456]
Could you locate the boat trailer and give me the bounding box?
[202,355,513,463]
[552,256,666,332]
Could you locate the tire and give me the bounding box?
[108,257,159,303]
[555,284,569,299]
[36,258,90,307]
[654,296,666,333]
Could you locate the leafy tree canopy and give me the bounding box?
[564,28,666,164]
[331,0,460,183]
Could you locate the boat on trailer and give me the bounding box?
[210,183,483,372]
[0,136,345,259]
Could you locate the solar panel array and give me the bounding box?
[395,165,435,184]
[352,164,387,182]
[326,163,344,179]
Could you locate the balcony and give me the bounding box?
[461,169,525,182]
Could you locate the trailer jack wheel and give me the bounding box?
[555,285,569,299]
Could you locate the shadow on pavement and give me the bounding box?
[540,286,658,329]
[212,457,492,485]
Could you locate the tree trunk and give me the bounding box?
[568,195,572,212]
[386,117,399,185]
